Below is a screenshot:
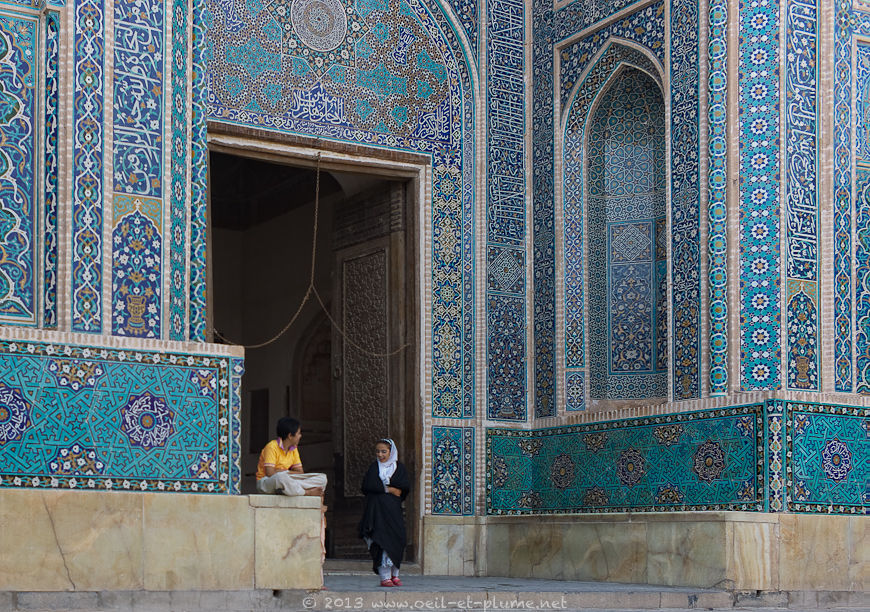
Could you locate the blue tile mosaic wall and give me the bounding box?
[738,0,781,391]
[112,0,164,339]
[0,340,244,494]
[431,426,474,515]
[0,10,38,327]
[487,404,765,514]
[170,0,189,341]
[669,0,701,400]
[854,14,870,393]
[72,0,106,333]
[487,401,868,515]
[487,0,526,421]
[43,12,60,330]
[205,0,477,418]
[785,0,818,391]
[834,0,856,392]
[707,0,728,395]
[585,68,667,400]
[190,0,209,342]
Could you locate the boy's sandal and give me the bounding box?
[390,577,402,586]
[380,579,394,587]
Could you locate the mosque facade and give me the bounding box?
[0,0,866,591]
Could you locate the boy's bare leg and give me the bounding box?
[304,486,324,496]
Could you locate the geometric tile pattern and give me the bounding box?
[43,11,60,330]
[486,404,765,514]
[0,340,243,494]
[707,0,728,395]
[784,0,818,390]
[0,10,37,326]
[784,402,868,514]
[189,0,209,342]
[487,0,526,420]
[170,0,189,340]
[669,0,701,399]
[738,0,781,390]
[72,0,106,333]
[205,0,476,417]
[431,426,474,515]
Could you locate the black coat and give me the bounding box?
[358,461,410,573]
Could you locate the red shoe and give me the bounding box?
[391,577,402,586]
[380,579,394,587]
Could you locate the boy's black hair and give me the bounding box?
[276,416,300,439]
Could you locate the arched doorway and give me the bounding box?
[208,148,419,560]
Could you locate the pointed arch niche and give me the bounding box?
[562,43,668,411]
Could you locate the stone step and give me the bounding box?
[2,588,866,611]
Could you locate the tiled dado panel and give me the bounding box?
[486,402,868,515]
[205,0,476,418]
[431,426,474,515]
[0,340,244,494]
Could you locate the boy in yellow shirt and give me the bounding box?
[256,417,327,496]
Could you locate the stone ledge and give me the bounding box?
[248,493,323,508]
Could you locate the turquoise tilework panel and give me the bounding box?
[72,0,105,333]
[0,10,38,326]
[784,0,818,391]
[856,166,870,392]
[432,426,474,515]
[738,0,781,390]
[785,402,868,514]
[0,341,243,494]
[486,404,764,514]
[43,12,60,329]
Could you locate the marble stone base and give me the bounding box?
[0,489,323,591]
[422,512,868,591]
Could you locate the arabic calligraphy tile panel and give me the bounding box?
[487,0,526,421]
[43,12,60,330]
[432,426,474,515]
[0,341,242,494]
[486,404,765,514]
[784,402,868,514]
[785,0,818,391]
[738,0,781,390]
[72,0,105,333]
[0,11,37,326]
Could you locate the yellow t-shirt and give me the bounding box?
[256,439,302,480]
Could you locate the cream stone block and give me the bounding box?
[848,516,868,591]
[421,520,450,575]
[255,506,323,589]
[556,521,647,583]
[144,493,254,590]
[779,514,852,591]
[727,520,777,591]
[0,489,143,591]
[484,523,511,578]
[248,494,322,508]
[507,522,566,579]
[646,520,727,588]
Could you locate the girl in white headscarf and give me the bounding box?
[358,438,411,587]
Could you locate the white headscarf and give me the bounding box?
[377,438,398,489]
